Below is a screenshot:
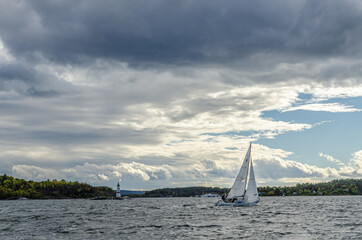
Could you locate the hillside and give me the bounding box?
[143,178,362,197]
[143,186,228,198]
[1,174,361,199]
[0,174,115,199]
[258,178,361,196]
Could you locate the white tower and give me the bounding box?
[116,179,121,198]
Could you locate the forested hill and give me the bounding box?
[257,178,361,196]
[0,174,114,199]
[1,174,361,200]
[143,186,229,198]
[143,179,362,197]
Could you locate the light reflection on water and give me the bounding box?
[0,196,361,239]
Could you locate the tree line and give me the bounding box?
[0,174,115,199]
[142,178,361,197]
[1,174,360,199]
[258,178,361,196]
[142,186,229,198]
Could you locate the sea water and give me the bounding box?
[0,196,361,239]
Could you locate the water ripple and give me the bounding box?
[0,196,361,239]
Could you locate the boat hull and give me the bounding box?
[215,199,259,207]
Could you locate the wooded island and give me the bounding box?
[0,174,360,200]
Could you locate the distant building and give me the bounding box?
[116,180,121,198]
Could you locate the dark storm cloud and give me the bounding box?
[1,0,362,188]
[26,87,59,98]
[0,64,37,84]
[29,128,164,146]
[0,63,45,96]
[0,62,68,97]
[1,0,361,66]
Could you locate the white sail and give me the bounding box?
[216,143,259,206]
[227,144,251,199]
[244,158,259,203]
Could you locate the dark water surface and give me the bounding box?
[1,196,361,239]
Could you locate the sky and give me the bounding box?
[0,0,361,190]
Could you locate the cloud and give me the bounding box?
[12,161,174,185]
[10,143,362,189]
[1,0,362,188]
[255,157,341,180]
[12,165,58,180]
[338,150,362,177]
[319,153,345,166]
[0,39,75,100]
[1,0,362,66]
[310,85,362,101]
[283,103,361,113]
[257,150,362,184]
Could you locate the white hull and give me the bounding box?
[215,199,259,207]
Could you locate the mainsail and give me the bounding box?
[226,144,251,199]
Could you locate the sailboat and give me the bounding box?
[215,143,259,206]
